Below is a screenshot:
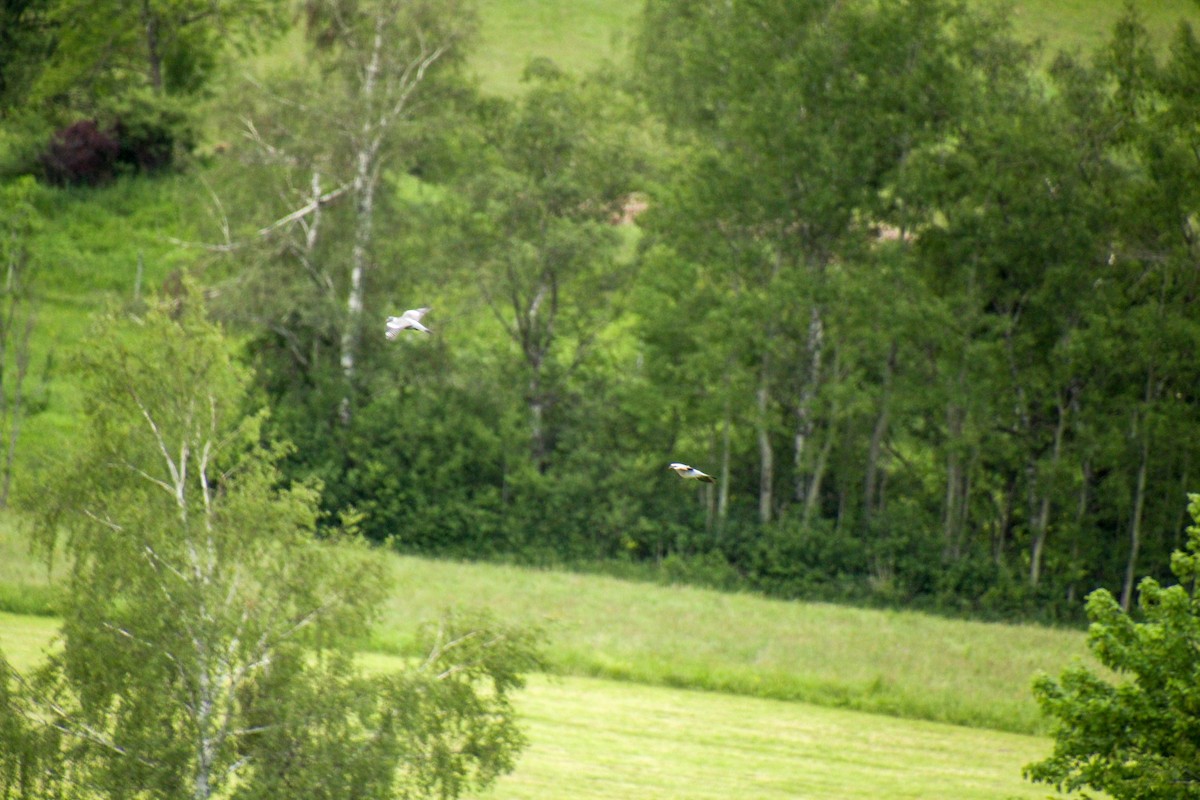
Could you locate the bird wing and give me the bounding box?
[401,307,430,323]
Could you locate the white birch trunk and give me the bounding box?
[338,15,387,424]
[793,306,824,505]
[757,355,773,525]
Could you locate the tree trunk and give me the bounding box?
[943,403,964,557]
[1029,395,1068,588]
[527,365,550,472]
[863,342,896,524]
[793,306,824,504]
[141,0,163,93]
[338,15,387,425]
[757,354,773,524]
[717,390,732,524]
[1120,424,1151,612]
[802,419,835,527]
[1067,461,1091,605]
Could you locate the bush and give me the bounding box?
[37,119,119,186]
[108,90,195,173]
[36,94,195,185]
[1025,494,1200,799]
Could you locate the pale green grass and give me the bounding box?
[0,611,60,667]
[471,0,639,94]
[14,175,202,499]
[0,513,61,614]
[467,0,1200,98]
[2,613,1052,800]
[0,510,1091,734]
[485,674,1051,800]
[374,556,1094,734]
[1001,0,1199,59]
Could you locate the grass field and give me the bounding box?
[1003,0,1199,57]
[1,510,1097,736]
[487,675,1051,800]
[473,0,639,94]
[3,613,1052,800]
[466,0,1200,95]
[375,556,1098,735]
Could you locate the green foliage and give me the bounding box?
[7,0,1200,630]
[30,0,288,104]
[1026,493,1200,798]
[0,292,540,800]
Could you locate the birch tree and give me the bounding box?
[3,290,539,800]
[224,0,474,425]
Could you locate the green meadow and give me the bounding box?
[375,555,1100,734]
[465,0,1199,95]
[1,511,1098,737]
[4,613,1054,800]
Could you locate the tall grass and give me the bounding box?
[14,174,204,501]
[372,555,1092,734]
[0,517,1090,735]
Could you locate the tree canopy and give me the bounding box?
[2,0,1200,624]
[0,290,540,800]
[1026,493,1200,799]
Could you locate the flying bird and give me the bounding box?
[386,307,432,338]
[669,462,715,483]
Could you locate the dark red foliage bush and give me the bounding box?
[38,119,120,186]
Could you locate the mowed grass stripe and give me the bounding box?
[458,675,1049,800]
[5,615,1049,800]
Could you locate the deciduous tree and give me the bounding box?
[1026,493,1200,799]
[0,289,540,800]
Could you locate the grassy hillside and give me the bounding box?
[467,0,1199,95]
[473,0,639,94]
[11,175,201,495]
[11,0,1198,485]
[1004,0,1199,57]
[2,612,1053,800]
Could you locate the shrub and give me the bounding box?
[37,119,119,186]
[108,90,195,173]
[1025,494,1200,799]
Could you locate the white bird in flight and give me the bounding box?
[386,307,432,338]
[669,462,715,483]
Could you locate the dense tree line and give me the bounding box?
[3,0,1200,622]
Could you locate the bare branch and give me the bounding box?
[255,181,354,238]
